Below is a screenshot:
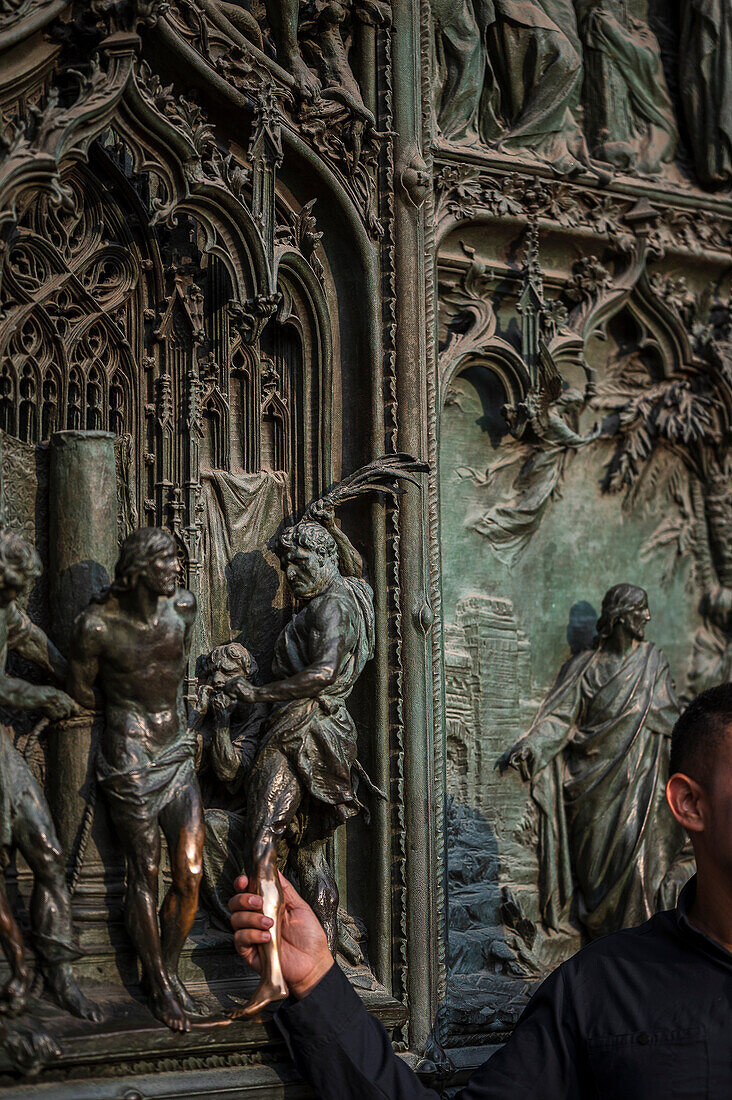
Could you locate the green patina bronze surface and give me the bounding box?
[0,0,730,1092]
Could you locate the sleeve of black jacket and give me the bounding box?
[275,962,582,1099]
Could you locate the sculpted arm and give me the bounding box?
[307,502,363,579]
[0,610,73,717]
[67,612,105,711]
[0,667,66,714]
[497,659,586,778]
[228,602,353,704]
[329,528,363,579]
[175,590,197,654]
[13,621,68,684]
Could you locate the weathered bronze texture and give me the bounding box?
[0,530,100,1027]
[498,585,691,937]
[224,500,377,1015]
[680,0,732,186]
[0,0,730,1090]
[194,641,267,930]
[68,527,205,1032]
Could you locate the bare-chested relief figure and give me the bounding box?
[68,528,204,1033]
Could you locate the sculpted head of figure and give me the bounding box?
[597,583,650,645]
[0,529,41,607]
[278,520,339,600]
[111,527,180,599]
[204,642,258,691]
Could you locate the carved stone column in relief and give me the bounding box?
[46,430,123,922]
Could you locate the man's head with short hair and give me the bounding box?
[667,683,732,876]
[204,641,258,685]
[0,529,41,606]
[277,520,339,599]
[669,684,732,787]
[279,521,338,565]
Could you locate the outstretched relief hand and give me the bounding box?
[229,873,333,1001]
[496,738,534,782]
[223,675,258,705]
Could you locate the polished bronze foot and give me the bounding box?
[227,978,289,1019]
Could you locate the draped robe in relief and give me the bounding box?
[473,398,589,567]
[576,2,677,173]
[680,0,732,185]
[430,0,485,142]
[251,576,376,838]
[431,0,591,171]
[199,703,267,930]
[523,642,688,938]
[479,0,586,168]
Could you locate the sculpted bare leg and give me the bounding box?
[119,818,189,1032]
[264,0,321,99]
[235,836,288,1017]
[231,747,302,1017]
[159,785,205,1016]
[0,878,29,1016]
[14,786,101,1022]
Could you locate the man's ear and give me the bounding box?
[666,772,706,834]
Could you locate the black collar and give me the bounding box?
[675,874,732,970]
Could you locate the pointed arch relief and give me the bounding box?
[200,383,231,471]
[272,255,334,504]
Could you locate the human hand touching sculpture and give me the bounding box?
[224,455,427,1016]
[229,871,333,1001]
[0,529,99,1025]
[67,528,205,1033]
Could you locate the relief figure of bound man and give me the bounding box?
[68,527,204,1033]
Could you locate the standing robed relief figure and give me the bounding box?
[499,584,693,938]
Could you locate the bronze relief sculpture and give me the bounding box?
[498,585,692,937]
[217,458,424,1015]
[680,0,732,186]
[0,530,100,1024]
[224,503,378,1014]
[576,0,678,175]
[68,528,205,1033]
[0,0,730,1086]
[193,641,267,930]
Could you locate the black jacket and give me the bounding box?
[277,877,731,1098]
